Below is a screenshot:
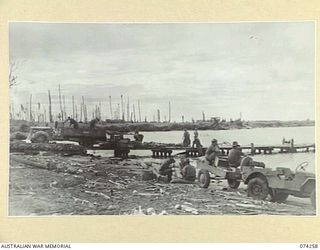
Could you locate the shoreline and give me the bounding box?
[10,119,315,133]
[9,152,316,216]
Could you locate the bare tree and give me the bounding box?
[9,60,25,88]
[9,61,18,87]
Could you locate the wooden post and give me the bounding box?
[133,104,136,122]
[75,104,78,121]
[29,94,32,121]
[43,108,47,123]
[157,109,160,123]
[82,96,87,122]
[48,90,53,123]
[37,102,41,122]
[138,100,141,123]
[121,95,124,121]
[127,97,130,122]
[109,96,113,120]
[290,139,295,153]
[250,143,255,155]
[72,96,75,118]
[80,103,83,122]
[63,95,66,119]
[168,101,171,123]
[82,96,85,121]
[85,104,88,122]
[58,84,64,120]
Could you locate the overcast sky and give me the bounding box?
[9,22,315,121]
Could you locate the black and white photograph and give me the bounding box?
[9,21,316,216]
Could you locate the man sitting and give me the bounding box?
[157,157,176,182]
[65,116,79,129]
[228,141,244,168]
[171,158,196,183]
[181,158,196,182]
[205,139,220,165]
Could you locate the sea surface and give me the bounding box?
[90,126,316,173]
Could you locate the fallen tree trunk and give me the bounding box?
[10,141,86,155]
[10,154,56,170]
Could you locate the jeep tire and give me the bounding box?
[198,169,211,188]
[247,177,269,200]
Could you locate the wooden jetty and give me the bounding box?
[109,142,315,158]
[94,139,315,158]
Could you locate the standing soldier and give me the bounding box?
[183,129,191,147]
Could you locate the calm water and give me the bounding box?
[142,126,315,146]
[90,126,316,173]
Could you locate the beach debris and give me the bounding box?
[107,205,118,210]
[132,206,145,215]
[72,196,95,208]
[53,176,86,188]
[66,166,78,174]
[10,141,86,155]
[83,190,111,200]
[136,193,160,197]
[108,180,126,189]
[146,208,156,215]
[11,154,56,170]
[159,210,168,215]
[175,204,199,215]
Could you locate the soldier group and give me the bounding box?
[154,130,244,183]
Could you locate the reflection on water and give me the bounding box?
[89,126,315,173]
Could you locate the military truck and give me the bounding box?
[27,122,143,150]
[27,122,107,146]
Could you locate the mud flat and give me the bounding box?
[9,153,315,216]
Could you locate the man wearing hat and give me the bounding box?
[180,158,196,182]
[205,139,220,165]
[182,129,191,147]
[228,141,244,167]
[158,157,176,182]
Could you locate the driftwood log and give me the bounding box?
[10,141,86,155]
[10,154,56,170]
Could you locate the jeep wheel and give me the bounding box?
[247,177,269,200]
[310,189,316,209]
[270,189,289,203]
[198,169,211,188]
[227,178,241,189]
